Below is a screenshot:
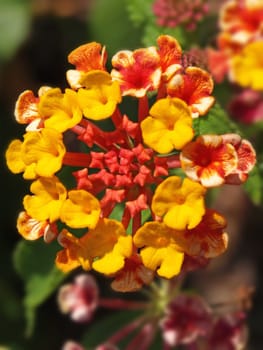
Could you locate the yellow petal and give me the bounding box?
[23,177,67,222]
[141,97,193,153]
[140,246,184,278]
[60,189,100,229]
[92,236,133,275]
[5,139,25,174]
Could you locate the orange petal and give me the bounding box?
[15,90,39,124]
[68,42,107,71]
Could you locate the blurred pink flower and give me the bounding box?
[58,274,99,323]
[152,0,209,31]
[160,294,211,346]
[228,89,263,124]
[205,312,248,350]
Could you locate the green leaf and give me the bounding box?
[13,240,66,336]
[193,103,241,137]
[142,22,187,48]
[125,0,154,27]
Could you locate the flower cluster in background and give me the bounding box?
[152,0,209,31]
[5,34,256,295]
[207,0,263,89]
[206,0,263,124]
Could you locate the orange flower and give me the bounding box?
[67,42,107,89]
[222,134,256,184]
[111,47,162,97]
[220,0,263,43]
[180,134,256,187]
[157,35,183,81]
[180,134,238,187]
[16,211,57,242]
[179,209,228,259]
[111,254,154,292]
[14,87,51,130]
[167,67,215,118]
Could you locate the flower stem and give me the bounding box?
[63,152,91,167]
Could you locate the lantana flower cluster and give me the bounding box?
[152,0,209,31]
[6,35,256,291]
[207,0,263,90]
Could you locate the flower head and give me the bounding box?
[6,35,256,292]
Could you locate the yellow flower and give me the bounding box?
[38,88,82,132]
[152,176,206,230]
[56,219,133,275]
[141,97,193,154]
[133,221,184,278]
[60,189,101,229]
[77,70,122,120]
[23,176,67,223]
[5,128,66,180]
[230,41,263,90]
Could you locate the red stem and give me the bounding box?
[132,212,141,235]
[138,95,149,123]
[157,79,167,100]
[122,207,131,230]
[111,107,123,127]
[63,152,91,167]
